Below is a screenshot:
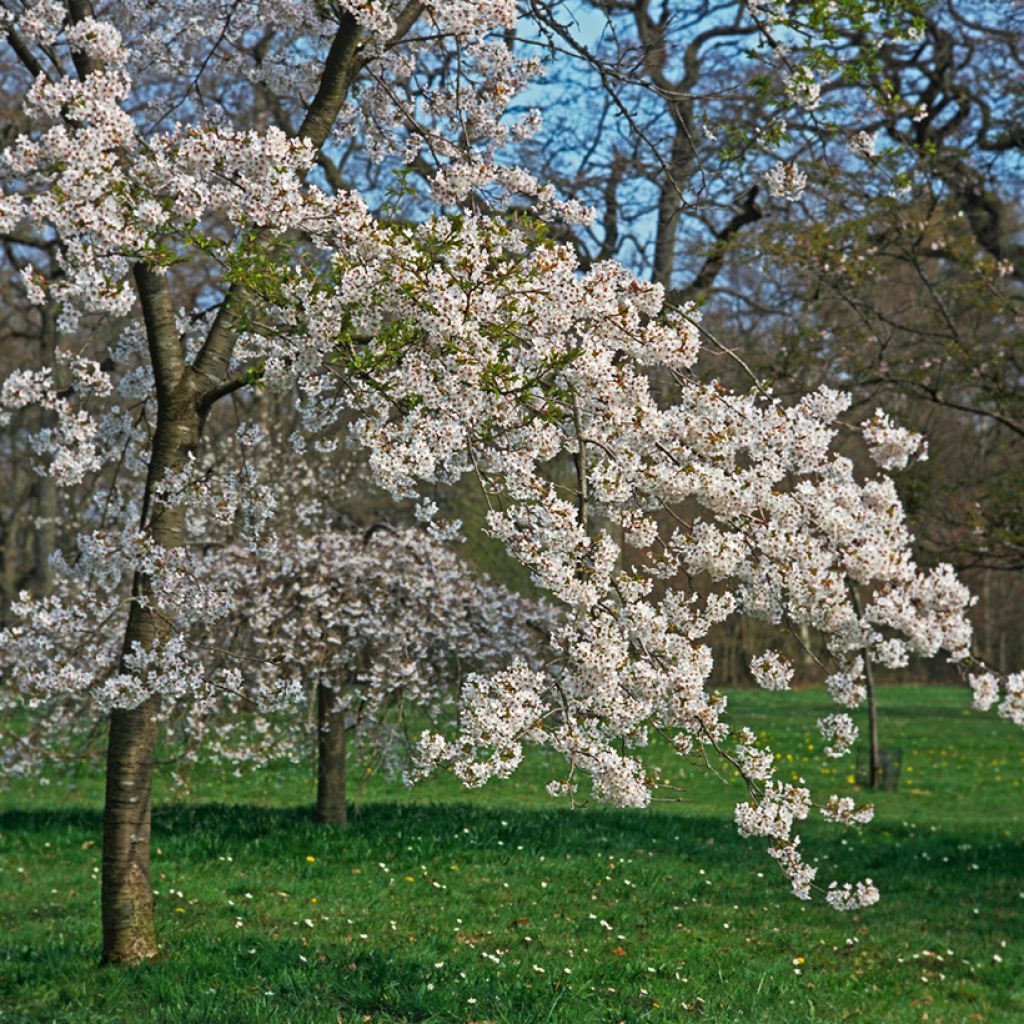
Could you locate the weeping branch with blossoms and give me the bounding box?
[252,203,1020,908]
[0,1,1021,959]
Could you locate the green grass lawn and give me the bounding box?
[1,685,1022,1023]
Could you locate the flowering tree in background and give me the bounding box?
[0,0,1021,967]
[196,527,555,826]
[0,524,554,826]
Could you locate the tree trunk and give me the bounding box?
[315,682,348,826]
[101,415,194,961]
[100,437,191,962]
[91,8,371,962]
[33,474,56,596]
[850,587,882,790]
[102,270,198,963]
[101,691,160,963]
[797,621,814,678]
[864,649,882,791]
[33,303,59,598]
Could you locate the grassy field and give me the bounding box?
[1,685,1021,1024]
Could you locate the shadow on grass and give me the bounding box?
[4,798,1024,882]
[3,798,1023,1024]
[0,799,733,856]
[0,926,599,1024]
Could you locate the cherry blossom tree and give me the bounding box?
[514,0,1024,772]
[0,0,1021,968]
[194,527,555,826]
[0,524,554,826]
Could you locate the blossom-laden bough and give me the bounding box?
[0,0,1020,964]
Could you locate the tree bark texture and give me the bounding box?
[101,692,161,964]
[101,411,195,962]
[101,267,195,965]
[315,682,348,826]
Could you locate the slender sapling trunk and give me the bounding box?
[315,681,348,826]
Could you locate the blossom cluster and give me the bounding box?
[969,672,1024,727]
[785,66,821,111]
[861,409,928,471]
[0,523,554,780]
[750,650,794,691]
[191,527,556,774]
[0,356,112,485]
[764,161,808,202]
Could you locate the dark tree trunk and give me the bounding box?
[33,474,56,596]
[315,682,348,826]
[101,451,191,962]
[102,412,192,963]
[864,654,882,791]
[850,588,883,791]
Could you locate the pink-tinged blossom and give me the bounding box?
[427,0,517,35]
[969,672,1001,712]
[820,795,874,826]
[735,728,774,782]
[66,17,126,65]
[764,161,808,202]
[5,0,66,45]
[785,66,821,111]
[998,673,1024,727]
[825,879,880,911]
[848,130,877,159]
[826,658,867,708]
[745,0,785,24]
